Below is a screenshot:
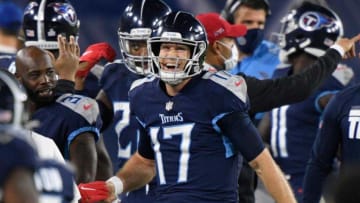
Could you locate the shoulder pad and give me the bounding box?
[204,71,247,103]
[89,64,104,79]
[332,64,354,86]
[112,59,125,64]
[56,94,99,124]
[129,76,156,91]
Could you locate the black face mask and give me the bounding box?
[236,28,264,55]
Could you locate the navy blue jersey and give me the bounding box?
[270,64,353,176]
[303,84,360,202]
[0,51,16,73]
[131,71,265,203]
[100,61,150,202]
[101,61,142,169]
[32,93,101,159]
[0,132,38,187]
[35,159,75,203]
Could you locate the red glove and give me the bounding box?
[76,42,116,77]
[78,181,109,203]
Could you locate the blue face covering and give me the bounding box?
[236,28,264,55]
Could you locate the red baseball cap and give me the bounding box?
[196,12,247,44]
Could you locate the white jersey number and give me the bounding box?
[150,123,194,185]
[113,102,133,159]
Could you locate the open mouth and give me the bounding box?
[161,63,179,71]
[37,88,53,97]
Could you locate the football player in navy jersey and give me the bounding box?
[81,0,172,202]
[303,62,360,200]
[15,45,101,184]
[0,1,22,73]
[79,11,296,203]
[22,0,113,181]
[257,2,353,202]
[0,68,81,203]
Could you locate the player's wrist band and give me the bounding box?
[106,176,124,195]
[330,44,345,57]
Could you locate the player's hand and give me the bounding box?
[104,181,118,203]
[336,34,360,59]
[52,35,80,81]
[76,42,116,78]
[78,181,109,203]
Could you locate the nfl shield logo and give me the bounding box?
[165,101,173,111]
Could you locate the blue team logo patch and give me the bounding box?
[49,3,77,26]
[299,12,336,32]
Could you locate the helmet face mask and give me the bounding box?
[148,11,208,85]
[118,28,153,75]
[118,0,171,75]
[23,0,80,50]
[275,2,343,60]
[150,39,207,85]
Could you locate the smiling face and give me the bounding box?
[158,42,191,72]
[15,46,57,104]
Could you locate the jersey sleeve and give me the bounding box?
[56,94,102,148]
[303,95,342,203]
[206,72,264,160]
[215,111,265,162]
[136,117,155,160]
[243,48,342,114]
[207,71,249,114]
[129,83,155,160]
[313,64,354,112]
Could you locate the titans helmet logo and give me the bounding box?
[49,3,78,26]
[299,11,337,33]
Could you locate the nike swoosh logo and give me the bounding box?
[82,50,93,56]
[235,80,243,86]
[79,186,96,191]
[83,104,92,110]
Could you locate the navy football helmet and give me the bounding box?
[221,0,271,24]
[118,0,171,75]
[276,2,343,60]
[149,11,207,85]
[0,69,28,128]
[23,0,80,50]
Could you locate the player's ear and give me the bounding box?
[210,41,221,54]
